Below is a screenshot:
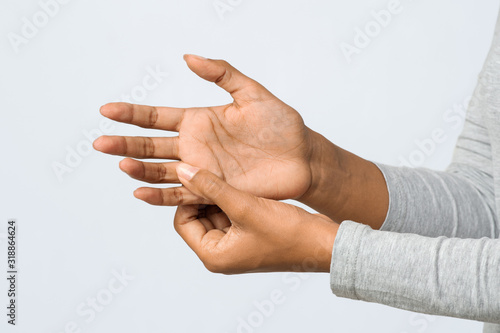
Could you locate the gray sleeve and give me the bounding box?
[329,85,500,323]
[329,14,500,324]
[376,62,498,239]
[376,163,498,239]
[330,115,500,323]
[330,221,500,324]
[375,14,500,239]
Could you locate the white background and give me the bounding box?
[0,0,498,332]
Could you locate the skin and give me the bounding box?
[94,55,389,273]
[174,163,338,274]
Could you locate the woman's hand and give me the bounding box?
[94,55,314,204]
[94,55,389,229]
[172,163,338,274]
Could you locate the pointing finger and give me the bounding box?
[100,102,185,132]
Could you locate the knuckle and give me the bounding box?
[148,107,159,127]
[173,217,182,234]
[215,59,230,70]
[230,199,253,221]
[120,137,129,155]
[127,103,136,123]
[200,240,232,274]
[144,137,156,157]
[158,189,166,206]
[157,164,168,181]
[214,61,231,85]
[203,261,222,274]
[242,81,264,101]
[199,174,223,197]
[138,161,147,179]
[203,257,230,274]
[171,187,184,205]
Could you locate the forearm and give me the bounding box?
[331,221,500,324]
[300,128,497,239]
[376,162,498,238]
[299,128,389,229]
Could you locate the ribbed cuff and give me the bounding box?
[372,162,408,232]
[329,220,368,300]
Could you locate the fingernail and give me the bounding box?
[177,163,200,181]
[185,54,207,61]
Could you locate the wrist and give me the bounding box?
[299,128,389,229]
[295,216,339,273]
[299,128,351,222]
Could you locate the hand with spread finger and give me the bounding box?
[173,163,338,274]
[93,55,389,229]
[93,54,313,205]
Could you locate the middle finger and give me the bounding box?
[94,135,179,159]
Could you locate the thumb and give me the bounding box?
[176,163,255,221]
[183,54,271,102]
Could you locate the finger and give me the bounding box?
[174,205,207,255]
[176,162,256,222]
[134,186,212,206]
[119,158,181,184]
[93,135,179,159]
[174,205,225,260]
[195,205,215,230]
[198,217,215,232]
[206,205,231,232]
[100,102,185,132]
[183,54,272,103]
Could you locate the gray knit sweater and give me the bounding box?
[330,10,500,333]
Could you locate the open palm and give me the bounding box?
[94,55,314,206]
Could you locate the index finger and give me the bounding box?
[100,102,185,132]
[174,205,225,262]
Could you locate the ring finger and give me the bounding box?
[119,158,181,183]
